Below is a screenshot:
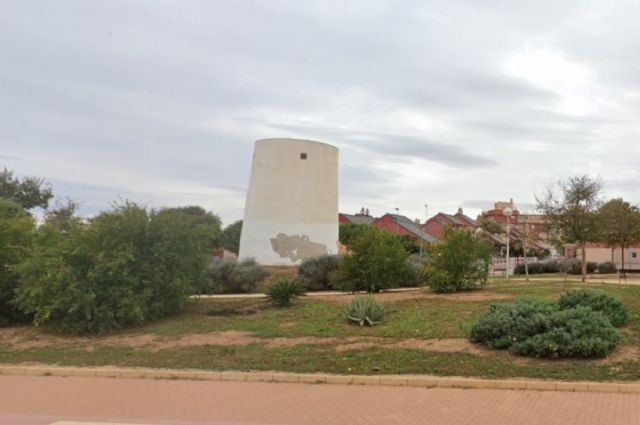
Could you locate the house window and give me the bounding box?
[632,252,638,259]
[300,153,307,160]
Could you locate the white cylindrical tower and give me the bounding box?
[239,138,339,265]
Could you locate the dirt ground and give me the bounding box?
[1,326,634,364]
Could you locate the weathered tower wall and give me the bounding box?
[238,138,339,265]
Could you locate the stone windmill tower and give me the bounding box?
[238,138,339,265]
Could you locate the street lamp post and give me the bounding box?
[394,207,399,234]
[503,207,513,280]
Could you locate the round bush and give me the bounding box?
[598,261,618,274]
[426,227,492,293]
[564,259,597,274]
[336,226,412,293]
[471,291,624,358]
[558,289,627,327]
[512,307,620,358]
[513,261,561,275]
[470,299,556,349]
[208,259,269,294]
[266,278,305,307]
[297,255,338,291]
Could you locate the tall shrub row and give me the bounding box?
[9,203,210,333]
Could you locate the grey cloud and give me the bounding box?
[2,0,640,222]
[268,123,497,167]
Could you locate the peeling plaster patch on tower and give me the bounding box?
[270,233,329,262]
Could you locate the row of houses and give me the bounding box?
[339,200,549,256]
[340,200,640,270]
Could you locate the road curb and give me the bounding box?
[0,364,638,394]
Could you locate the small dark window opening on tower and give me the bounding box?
[300,153,307,160]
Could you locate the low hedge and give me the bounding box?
[297,255,338,291]
[207,259,269,294]
[470,290,626,358]
[558,289,627,327]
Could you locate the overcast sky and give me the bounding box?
[2,1,639,225]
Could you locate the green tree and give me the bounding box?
[0,168,53,210]
[336,226,412,293]
[217,220,242,254]
[16,202,209,333]
[476,216,503,235]
[426,227,492,293]
[44,198,82,233]
[597,198,640,271]
[0,198,35,325]
[162,206,222,249]
[536,175,603,282]
[338,223,368,252]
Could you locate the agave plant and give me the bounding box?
[346,296,385,326]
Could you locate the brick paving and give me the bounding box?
[2,375,640,425]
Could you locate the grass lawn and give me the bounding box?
[2,278,640,382]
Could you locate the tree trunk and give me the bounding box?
[622,246,625,279]
[523,229,529,282]
[581,243,587,283]
[611,247,614,262]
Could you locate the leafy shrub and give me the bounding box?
[266,278,305,307]
[543,260,561,273]
[471,291,624,358]
[335,226,412,293]
[512,307,620,358]
[16,203,209,334]
[598,261,618,274]
[0,198,35,326]
[470,299,557,349]
[426,227,492,293]
[514,260,561,275]
[564,259,597,274]
[298,255,338,291]
[407,253,428,287]
[513,261,561,274]
[346,296,385,326]
[208,259,269,294]
[558,289,627,327]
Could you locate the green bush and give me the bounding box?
[512,307,620,358]
[0,198,35,326]
[407,253,428,287]
[543,260,561,273]
[426,227,492,293]
[208,259,269,294]
[266,278,305,307]
[297,255,338,291]
[558,289,627,327]
[470,299,556,349]
[513,260,561,275]
[598,261,618,274]
[564,259,597,274]
[471,291,624,358]
[16,203,209,334]
[346,296,385,326]
[336,226,412,293]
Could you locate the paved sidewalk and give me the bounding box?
[2,375,640,425]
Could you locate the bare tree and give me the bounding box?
[536,175,603,282]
